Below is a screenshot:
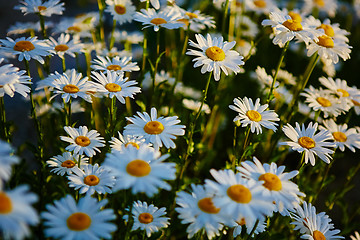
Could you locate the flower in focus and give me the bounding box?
[124,107,185,149]
[60,126,105,157]
[280,122,335,166]
[229,97,279,134]
[134,8,183,32]
[67,163,116,195]
[91,55,140,73]
[187,33,245,81]
[103,145,176,197]
[0,185,39,240]
[0,37,52,63]
[105,0,136,25]
[46,152,88,176]
[127,200,170,237]
[15,0,65,17]
[109,131,149,152]
[42,194,116,239]
[176,184,225,239]
[47,33,84,59]
[0,140,19,187]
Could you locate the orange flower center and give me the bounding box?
[197,197,220,214]
[298,136,315,149]
[63,84,80,93]
[337,89,349,97]
[105,83,122,92]
[144,121,164,135]
[259,173,282,191]
[114,5,126,15]
[186,12,198,19]
[67,212,92,231]
[314,0,325,7]
[205,46,225,61]
[316,35,334,48]
[246,110,262,122]
[61,160,76,168]
[236,218,246,226]
[138,213,153,224]
[125,142,140,149]
[332,132,347,142]
[106,64,122,71]
[177,18,189,25]
[126,159,151,177]
[352,99,360,106]
[254,0,266,8]
[55,44,69,52]
[238,39,246,47]
[288,11,302,22]
[67,26,81,32]
[0,192,12,214]
[227,184,252,203]
[317,24,335,37]
[150,18,167,25]
[13,40,35,52]
[75,136,91,147]
[83,175,100,186]
[38,6,47,11]
[282,19,303,31]
[316,97,332,107]
[313,230,326,240]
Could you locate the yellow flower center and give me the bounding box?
[61,160,76,168]
[227,184,252,203]
[236,218,246,226]
[238,39,246,47]
[114,5,126,15]
[144,121,164,135]
[177,18,189,26]
[282,19,303,31]
[125,142,140,149]
[75,136,91,147]
[314,0,325,7]
[150,18,167,25]
[246,110,262,122]
[298,136,316,149]
[105,83,122,92]
[259,173,282,191]
[126,159,151,177]
[186,12,198,19]
[316,97,332,107]
[313,230,326,240]
[106,64,122,71]
[38,6,47,11]
[67,26,81,32]
[205,46,226,61]
[13,40,35,52]
[352,99,360,106]
[254,0,266,8]
[138,213,153,224]
[317,24,335,37]
[332,132,347,142]
[55,44,69,52]
[67,212,92,231]
[337,89,349,97]
[288,11,302,22]
[197,197,220,214]
[83,175,100,186]
[316,35,334,48]
[0,192,12,214]
[63,84,80,94]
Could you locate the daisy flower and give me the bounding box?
[0,185,38,240]
[54,15,96,39]
[351,231,360,240]
[15,0,65,17]
[42,69,95,103]
[182,98,211,114]
[274,69,297,85]
[42,194,116,240]
[7,21,41,35]
[109,131,149,152]
[318,76,354,103]
[261,11,322,48]
[238,157,305,215]
[229,97,280,134]
[172,6,215,32]
[235,15,259,38]
[301,86,349,118]
[47,33,84,59]
[127,201,170,237]
[321,119,360,152]
[67,163,116,195]
[91,55,140,73]
[290,201,344,240]
[105,0,136,25]
[0,59,31,98]
[46,152,88,176]
[91,70,141,104]
[176,184,225,239]
[302,0,337,18]
[186,33,245,81]
[124,107,186,149]
[0,37,52,64]
[113,30,144,44]
[142,70,175,90]
[134,8,183,32]
[103,144,176,197]
[244,0,277,14]
[280,122,335,166]
[0,140,19,186]
[205,169,275,226]
[140,0,160,10]
[253,66,278,89]
[60,126,105,157]
[236,39,256,57]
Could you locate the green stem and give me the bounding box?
[38,14,47,38]
[156,30,160,56]
[62,57,66,72]
[313,157,334,203]
[266,41,289,104]
[109,20,117,50]
[141,30,148,74]
[0,97,9,142]
[221,0,230,38]
[109,97,116,136]
[239,126,251,162]
[231,126,237,170]
[246,220,259,240]
[97,0,105,46]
